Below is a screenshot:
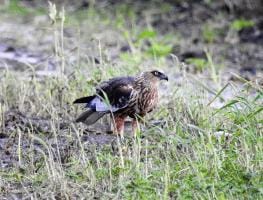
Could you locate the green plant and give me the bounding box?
[147,42,173,57]
[137,29,157,40]
[231,19,255,31]
[202,24,218,43]
[186,58,208,72]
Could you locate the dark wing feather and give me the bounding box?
[95,76,135,110]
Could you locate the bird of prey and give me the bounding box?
[73,70,168,136]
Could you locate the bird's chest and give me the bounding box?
[136,87,158,115]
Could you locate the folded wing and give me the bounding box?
[73,76,135,124]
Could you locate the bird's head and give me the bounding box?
[142,70,168,84]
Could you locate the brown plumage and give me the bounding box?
[73,70,168,136]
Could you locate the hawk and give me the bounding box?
[73,70,168,136]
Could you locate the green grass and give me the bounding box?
[0,2,262,200]
[1,61,262,199]
[0,0,45,16]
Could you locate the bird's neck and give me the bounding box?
[134,76,158,91]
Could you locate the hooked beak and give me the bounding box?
[160,73,168,81]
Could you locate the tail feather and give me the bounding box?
[75,109,105,125]
[73,96,95,104]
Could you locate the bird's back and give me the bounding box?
[96,76,135,109]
